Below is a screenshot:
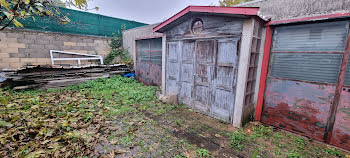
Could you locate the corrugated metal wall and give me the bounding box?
[270,53,343,84]
[272,21,348,52]
[262,20,350,151]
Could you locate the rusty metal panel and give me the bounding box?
[262,78,336,141]
[330,88,350,151]
[136,40,150,84]
[149,63,162,86]
[135,38,162,86]
[136,62,149,83]
[272,21,349,52]
[270,53,343,84]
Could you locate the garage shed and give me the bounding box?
[154,6,266,127]
[255,13,350,151]
[122,24,164,86]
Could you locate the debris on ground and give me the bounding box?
[0,64,131,90]
[0,77,348,157]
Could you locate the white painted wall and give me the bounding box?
[232,18,255,127]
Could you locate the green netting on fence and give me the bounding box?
[9,7,147,37]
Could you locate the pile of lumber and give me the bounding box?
[0,64,131,90]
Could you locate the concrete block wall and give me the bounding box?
[0,29,111,70]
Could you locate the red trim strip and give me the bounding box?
[134,40,137,75]
[266,12,350,26]
[255,26,273,121]
[153,6,260,32]
[324,34,350,143]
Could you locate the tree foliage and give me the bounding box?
[219,0,254,6]
[104,24,133,65]
[0,0,90,31]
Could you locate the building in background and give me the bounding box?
[122,24,164,86]
[0,8,146,70]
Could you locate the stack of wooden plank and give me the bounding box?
[0,64,131,90]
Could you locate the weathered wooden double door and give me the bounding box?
[166,37,239,123]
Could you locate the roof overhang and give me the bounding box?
[266,12,350,26]
[153,6,263,33]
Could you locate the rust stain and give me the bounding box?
[262,78,335,141]
[325,34,350,144]
[330,88,350,151]
[136,61,162,86]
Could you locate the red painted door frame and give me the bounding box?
[255,26,273,121]
[324,34,350,143]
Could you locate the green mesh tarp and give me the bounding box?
[9,7,147,37]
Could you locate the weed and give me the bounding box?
[107,106,137,117]
[228,130,246,150]
[252,125,273,138]
[285,150,301,158]
[196,148,210,158]
[274,147,281,156]
[154,109,166,116]
[119,135,135,147]
[324,146,342,157]
[175,119,184,126]
[273,132,283,140]
[313,147,322,157]
[291,136,306,149]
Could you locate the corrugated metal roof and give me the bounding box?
[236,0,350,21]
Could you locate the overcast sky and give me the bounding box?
[83,0,219,24]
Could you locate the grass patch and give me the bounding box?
[227,130,246,150]
[196,148,210,158]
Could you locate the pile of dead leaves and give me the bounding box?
[0,77,159,157]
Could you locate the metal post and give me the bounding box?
[50,50,54,65]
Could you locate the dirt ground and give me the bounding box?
[0,77,349,158]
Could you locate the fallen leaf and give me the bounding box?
[0,119,13,128]
[214,134,222,138]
